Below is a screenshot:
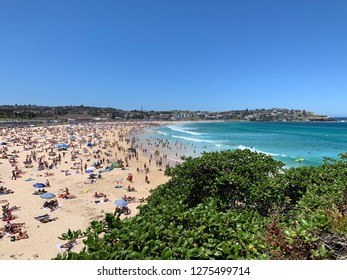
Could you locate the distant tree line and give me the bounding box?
[0,105,335,122]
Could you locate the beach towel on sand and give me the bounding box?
[25,178,35,182]
[94,200,105,205]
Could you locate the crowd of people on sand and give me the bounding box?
[115,205,131,215]
[1,202,27,241]
[2,203,18,222]
[33,189,47,195]
[0,121,174,257]
[0,186,14,194]
[42,199,59,211]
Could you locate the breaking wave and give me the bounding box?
[167,125,204,136]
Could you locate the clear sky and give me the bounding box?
[0,0,346,116]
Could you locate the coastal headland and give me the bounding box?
[0,105,335,123]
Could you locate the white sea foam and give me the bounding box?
[236,145,254,151]
[214,143,232,150]
[167,125,204,136]
[235,145,291,158]
[157,131,168,136]
[172,135,216,144]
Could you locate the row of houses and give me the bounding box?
[0,105,334,122]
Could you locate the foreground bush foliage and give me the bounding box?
[55,150,347,260]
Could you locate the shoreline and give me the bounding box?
[1,120,346,259]
[133,120,347,169]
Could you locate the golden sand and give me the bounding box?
[0,122,169,260]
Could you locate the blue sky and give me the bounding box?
[0,0,346,116]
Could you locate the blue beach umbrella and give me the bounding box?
[114,199,128,208]
[87,166,95,171]
[86,166,95,174]
[55,143,68,150]
[40,192,56,199]
[33,183,46,188]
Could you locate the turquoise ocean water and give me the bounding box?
[139,119,347,168]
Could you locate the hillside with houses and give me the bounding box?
[0,104,335,123]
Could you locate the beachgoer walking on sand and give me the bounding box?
[11,170,17,180]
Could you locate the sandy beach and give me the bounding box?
[0,122,170,260]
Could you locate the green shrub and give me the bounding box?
[54,149,347,260]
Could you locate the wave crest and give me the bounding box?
[167,125,204,136]
[172,135,215,144]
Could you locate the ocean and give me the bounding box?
[137,120,347,168]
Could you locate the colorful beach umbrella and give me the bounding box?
[33,183,46,188]
[114,199,128,208]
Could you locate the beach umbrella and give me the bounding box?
[87,142,93,147]
[114,199,128,208]
[86,166,95,172]
[33,183,46,188]
[40,192,56,199]
[0,142,6,145]
[55,143,68,150]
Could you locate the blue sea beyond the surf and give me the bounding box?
[142,119,347,168]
